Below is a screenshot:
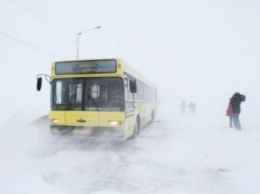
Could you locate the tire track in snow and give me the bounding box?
[30,118,170,193]
[42,141,141,193]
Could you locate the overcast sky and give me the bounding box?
[1,0,260,124]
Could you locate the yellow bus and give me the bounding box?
[37,58,157,140]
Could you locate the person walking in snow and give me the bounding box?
[189,102,196,115]
[181,100,186,115]
[226,98,233,128]
[230,92,246,130]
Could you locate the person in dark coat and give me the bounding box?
[230,92,246,130]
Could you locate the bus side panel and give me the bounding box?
[124,112,135,140]
[49,111,66,125]
[65,111,98,127]
[135,102,155,128]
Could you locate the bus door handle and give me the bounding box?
[77,118,86,123]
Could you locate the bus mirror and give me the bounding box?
[130,79,137,93]
[37,77,42,91]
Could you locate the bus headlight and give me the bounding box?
[109,121,122,126]
[51,119,59,124]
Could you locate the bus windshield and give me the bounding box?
[51,77,124,111]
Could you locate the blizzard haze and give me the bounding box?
[0,0,260,194]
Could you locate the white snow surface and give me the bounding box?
[0,110,259,194]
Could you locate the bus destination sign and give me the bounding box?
[55,60,117,74]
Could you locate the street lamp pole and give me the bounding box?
[76,26,101,59]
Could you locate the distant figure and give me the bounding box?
[181,100,186,115]
[230,92,246,130]
[189,102,196,115]
[226,98,233,128]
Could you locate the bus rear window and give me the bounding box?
[55,60,117,74]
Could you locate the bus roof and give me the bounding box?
[118,59,156,90]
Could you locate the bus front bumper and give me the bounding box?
[50,126,124,138]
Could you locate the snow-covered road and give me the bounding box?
[0,113,260,194]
